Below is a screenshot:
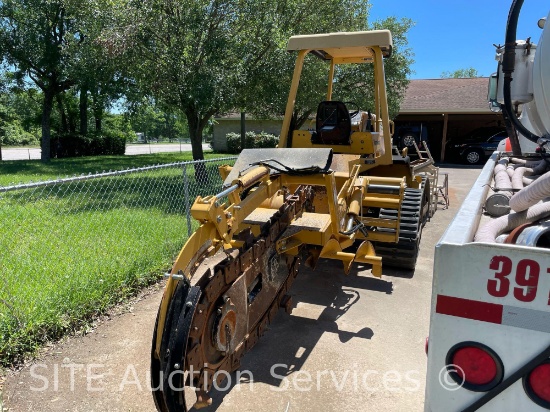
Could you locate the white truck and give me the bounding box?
[425,2,550,411]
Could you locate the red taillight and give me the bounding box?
[524,361,550,408]
[452,347,497,385]
[446,342,504,392]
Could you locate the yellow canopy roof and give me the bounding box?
[286,30,393,63]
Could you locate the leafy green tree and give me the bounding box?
[112,0,375,164]
[441,67,480,78]
[0,0,123,160]
[0,0,84,161]
[127,98,166,141]
[77,9,128,135]
[126,98,187,142]
[0,71,41,158]
[247,16,414,128]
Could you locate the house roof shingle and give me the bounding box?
[400,77,491,114]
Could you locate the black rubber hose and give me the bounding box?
[502,0,541,144]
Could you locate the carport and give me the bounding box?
[394,78,504,162]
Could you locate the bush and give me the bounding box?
[226,131,278,154]
[51,130,127,158]
[1,121,40,146]
[254,131,279,148]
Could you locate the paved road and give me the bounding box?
[3,166,482,412]
[124,143,211,155]
[1,144,211,160]
[1,147,40,161]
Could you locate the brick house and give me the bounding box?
[212,77,503,161]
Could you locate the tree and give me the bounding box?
[0,0,122,161]
[112,0,375,165]
[441,67,480,78]
[0,71,41,159]
[0,0,86,161]
[76,7,128,135]
[247,16,415,128]
[126,98,187,142]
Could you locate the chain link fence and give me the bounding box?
[0,156,236,365]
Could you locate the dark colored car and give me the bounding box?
[446,127,507,165]
[393,123,429,151]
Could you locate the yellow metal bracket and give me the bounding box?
[318,238,382,277]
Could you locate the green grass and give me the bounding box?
[0,151,224,186]
[0,155,235,366]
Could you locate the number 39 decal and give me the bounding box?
[487,256,549,304]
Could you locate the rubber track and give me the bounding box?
[374,186,424,270]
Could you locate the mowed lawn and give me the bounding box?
[0,151,222,186]
[0,152,234,366]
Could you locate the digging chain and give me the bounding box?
[183,184,314,394]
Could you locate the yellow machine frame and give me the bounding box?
[155,30,433,356]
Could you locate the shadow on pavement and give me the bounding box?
[189,259,391,411]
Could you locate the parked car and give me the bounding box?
[393,123,429,152]
[445,127,507,164]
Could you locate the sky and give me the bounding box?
[369,0,548,79]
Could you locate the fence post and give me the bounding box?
[183,163,192,237]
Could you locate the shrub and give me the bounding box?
[226,131,278,154]
[1,121,40,146]
[254,131,279,148]
[51,131,127,158]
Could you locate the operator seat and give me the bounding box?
[313,101,351,145]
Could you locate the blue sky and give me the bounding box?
[369,1,548,79]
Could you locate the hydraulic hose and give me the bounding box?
[510,170,550,211]
[511,160,547,190]
[523,175,541,186]
[494,159,513,190]
[475,201,550,242]
[502,0,541,144]
[510,157,543,166]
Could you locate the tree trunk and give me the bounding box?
[240,111,246,150]
[56,94,69,133]
[79,84,88,136]
[186,111,207,160]
[92,91,102,132]
[186,109,208,182]
[41,87,55,162]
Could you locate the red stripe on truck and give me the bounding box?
[436,295,503,324]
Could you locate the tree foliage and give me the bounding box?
[0,0,126,161]
[126,98,187,142]
[111,0,413,161]
[246,16,414,128]
[0,72,41,153]
[0,0,84,160]
[441,67,480,78]
[0,0,415,163]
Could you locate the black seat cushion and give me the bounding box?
[313,101,351,145]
